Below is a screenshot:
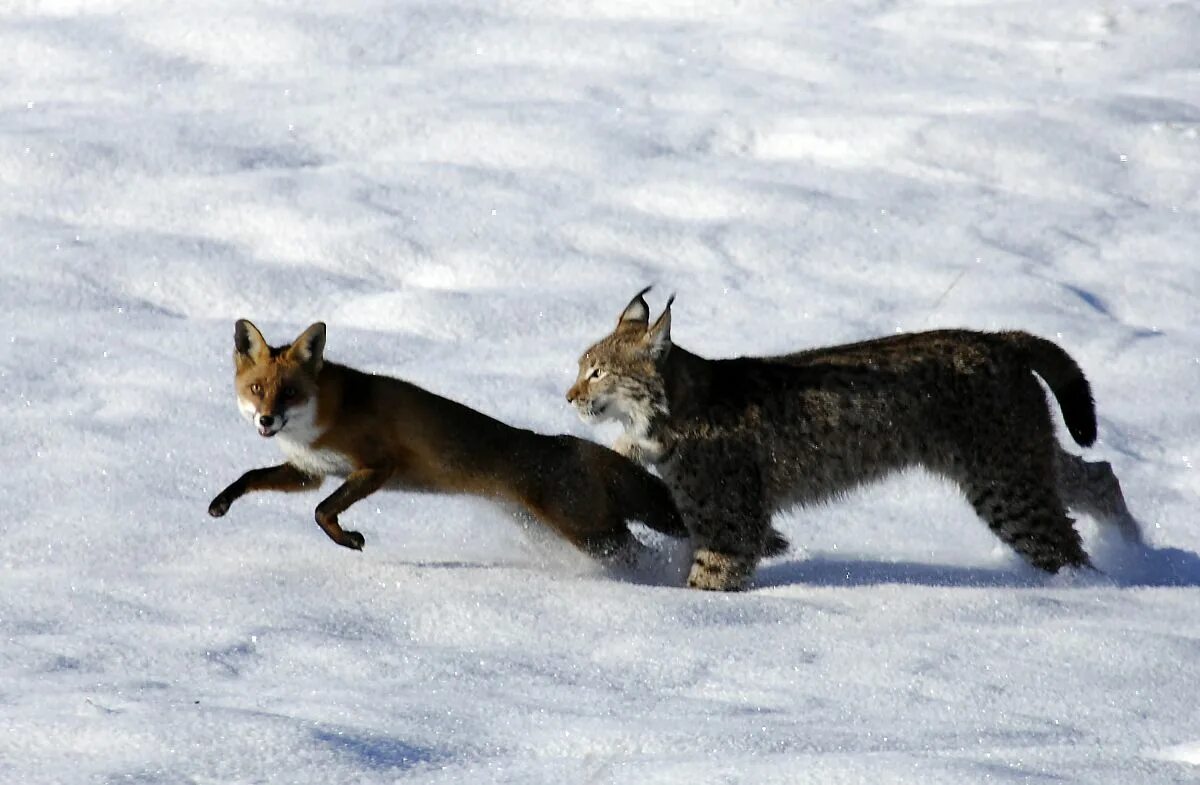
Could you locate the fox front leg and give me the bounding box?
[208,463,318,517]
[313,466,393,551]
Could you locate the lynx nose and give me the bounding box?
[259,415,276,428]
[566,386,578,403]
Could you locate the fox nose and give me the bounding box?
[259,415,276,428]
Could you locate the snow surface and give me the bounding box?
[3,0,1200,782]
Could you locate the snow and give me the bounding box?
[2,0,1199,782]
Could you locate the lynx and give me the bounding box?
[568,288,1143,591]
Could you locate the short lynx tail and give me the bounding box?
[1004,332,1097,447]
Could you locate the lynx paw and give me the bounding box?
[686,549,754,591]
[613,434,645,464]
[614,434,665,466]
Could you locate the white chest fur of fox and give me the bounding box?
[277,436,355,478]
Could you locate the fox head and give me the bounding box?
[231,319,326,438]
[567,287,673,433]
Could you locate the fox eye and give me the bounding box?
[281,386,297,400]
[588,368,607,381]
[250,383,263,396]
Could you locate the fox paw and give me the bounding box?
[315,510,366,551]
[208,497,231,517]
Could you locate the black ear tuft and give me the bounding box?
[646,294,674,357]
[618,286,654,327]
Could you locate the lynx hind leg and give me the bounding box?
[962,469,1091,573]
[1055,448,1144,545]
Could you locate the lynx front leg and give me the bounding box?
[613,433,665,466]
[688,547,759,591]
[671,445,768,591]
[314,466,393,550]
[208,463,318,517]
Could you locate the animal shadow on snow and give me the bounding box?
[754,544,1200,589]
[311,728,449,773]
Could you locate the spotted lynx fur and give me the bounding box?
[568,288,1143,591]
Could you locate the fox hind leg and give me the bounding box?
[578,526,642,562]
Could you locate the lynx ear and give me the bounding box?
[617,286,653,328]
[288,322,327,371]
[645,294,674,358]
[234,319,269,368]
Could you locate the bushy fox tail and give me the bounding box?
[1002,331,1097,447]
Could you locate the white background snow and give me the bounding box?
[3,0,1199,782]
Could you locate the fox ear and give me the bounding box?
[288,322,326,370]
[617,286,653,328]
[645,294,674,358]
[234,319,269,367]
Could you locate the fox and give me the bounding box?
[567,288,1144,591]
[208,319,686,561]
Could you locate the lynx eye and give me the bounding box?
[250,383,263,396]
[588,368,607,381]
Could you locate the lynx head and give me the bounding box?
[567,287,673,433]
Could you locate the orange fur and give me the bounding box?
[209,320,686,558]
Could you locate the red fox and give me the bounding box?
[208,320,686,560]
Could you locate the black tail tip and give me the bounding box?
[1062,378,1097,447]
